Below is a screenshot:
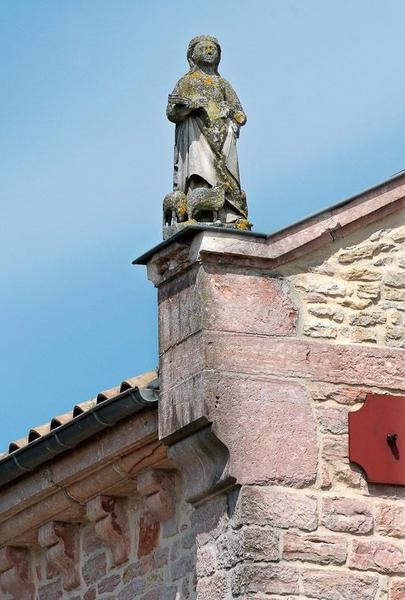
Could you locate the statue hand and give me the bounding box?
[168,94,190,107]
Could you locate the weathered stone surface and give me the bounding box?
[283,532,347,565]
[342,267,382,281]
[357,282,381,299]
[376,502,405,538]
[196,571,229,599]
[200,333,405,391]
[316,404,348,434]
[235,486,318,531]
[349,538,405,574]
[385,287,405,301]
[385,272,405,287]
[200,268,297,337]
[308,305,344,322]
[158,266,297,353]
[303,323,337,338]
[288,222,405,346]
[390,578,405,600]
[301,569,379,600]
[208,376,318,487]
[349,310,386,326]
[322,497,373,534]
[348,327,377,343]
[231,563,299,596]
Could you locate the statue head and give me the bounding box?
[187,36,221,71]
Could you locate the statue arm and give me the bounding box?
[166,78,206,124]
[223,80,247,126]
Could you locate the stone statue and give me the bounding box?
[163,35,250,239]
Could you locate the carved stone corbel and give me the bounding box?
[163,419,236,505]
[38,522,80,591]
[0,546,34,600]
[86,495,129,566]
[137,469,175,521]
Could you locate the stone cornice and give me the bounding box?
[0,407,171,548]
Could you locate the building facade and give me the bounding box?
[0,174,404,599]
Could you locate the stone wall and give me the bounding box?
[150,215,405,599]
[24,473,198,600]
[287,222,405,347]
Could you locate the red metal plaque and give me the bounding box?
[349,393,405,486]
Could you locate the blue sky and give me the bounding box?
[1,0,405,448]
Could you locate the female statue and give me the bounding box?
[163,36,249,237]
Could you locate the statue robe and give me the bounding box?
[168,71,246,218]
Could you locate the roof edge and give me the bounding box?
[0,385,158,489]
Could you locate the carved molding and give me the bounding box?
[86,495,129,566]
[164,422,236,505]
[137,469,176,522]
[38,522,80,591]
[0,546,34,600]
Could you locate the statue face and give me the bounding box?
[192,40,219,67]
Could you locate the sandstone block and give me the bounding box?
[349,327,377,343]
[196,544,217,578]
[390,578,405,600]
[343,267,382,281]
[339,297,372,309]
[231,563,299,596]
[385,287,405,302]
[303,323,337,338]
[201,269,298,337]
[376,502,405,538]
[349,538,405,574]
[386,325,404,341]
[311,384,366,406]
[308,305,344,322]
[316,405,348,434]
[338,245,376,263]
[322,496,373,534]
[357,283,381,299]
[390,225,405,242]
[208,376,318,488]
[322,435,348,461]
[385,273,405,288]
[240,526,280,562]
[307,293,327,303]
[349,310,386,326]
[301,569,378,600]
[196,571,229,600]
[283,532,347,565]
[306,282,346,297]
[159,267,298,353]
[235,487,318,531]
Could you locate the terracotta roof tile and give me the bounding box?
[7,370,158,455]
